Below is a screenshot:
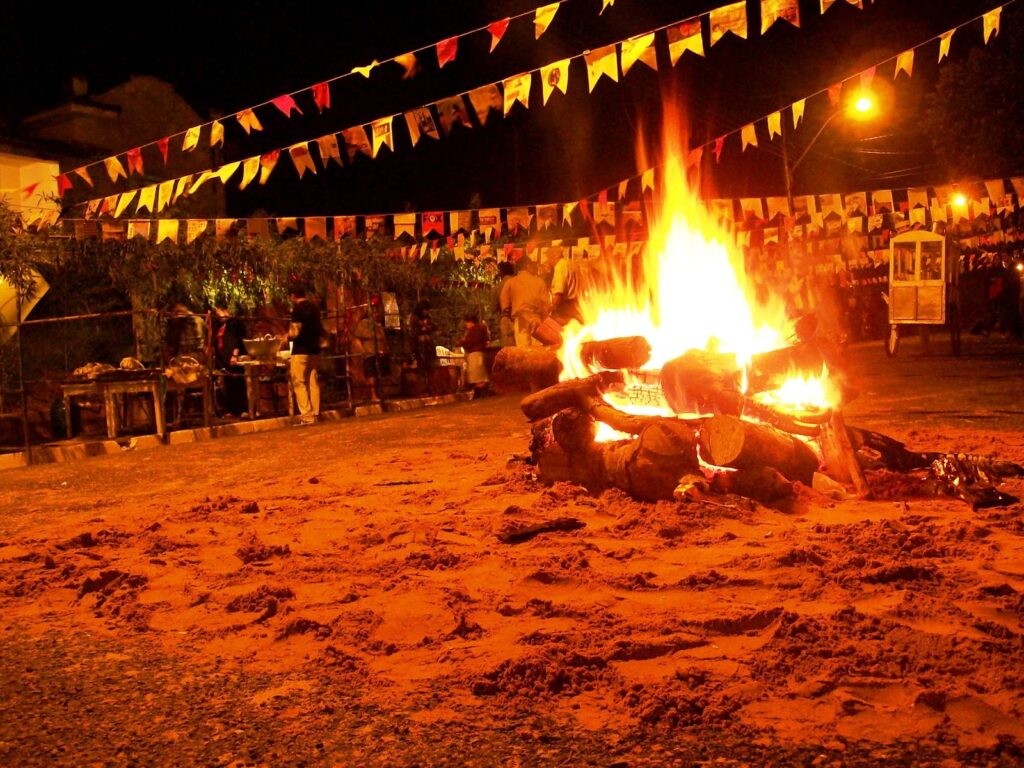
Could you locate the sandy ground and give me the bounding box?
[1,336,1024,767]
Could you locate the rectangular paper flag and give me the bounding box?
[316,134,343,167]
[422,212,445,236]
[585,45,619,92]
[342,127,373,160]
[128,221,151,241]
[871,189,894,213]
[667,20,703,65]
[503,73,532,115]
[187,220,209,243]
[468,84,502,125]
[334,216,356,239]
[908,188,929,209]
[620,33,657,75]
[157,219,179,244]
[478,208,501,236]
[436,96,472,134]
[710,1,747,46]
[766,197,791,220]
[136,185,156,214]
[304,217,327,241]
[450,210,472,233]
[289,143,317,178]
[370,117,394,157]
[394,213,415,240]
[541,59,570,104]
[761,0,799,34]
[405,107,439,146]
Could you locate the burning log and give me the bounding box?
[711,466,795,504]
[819,412,871,498]
[699,414,819,485]
[745,344,826,394]
[551,408,597,452]
[660,350,743,415]
[520,371,624,421]
[579,336,652,371]
[491,347,561,393]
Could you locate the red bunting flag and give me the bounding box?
[56,174,72,196]
[422,211,445,236]
[312,82,331,112]
[437,36,458,68]
[126,147,144,176]
[272,94,302,118]
[488,18,510,52]
[714,136,725,162]
[157,137,170,165]
[22,182,39,199]
[259,150,280,185]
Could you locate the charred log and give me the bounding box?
[520,371,624,421]
[930,454,1021,510]
[699,414,819,485]
[660,350,743,416]
[551,408,597,452]
[579,336,652,371]
[491,347,561,393]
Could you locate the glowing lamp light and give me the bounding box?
[854,96,873,114]
[952,193,967,207]
[1016,262,1024,273]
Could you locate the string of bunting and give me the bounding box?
[68,0,830,216]
[50,0,592,197]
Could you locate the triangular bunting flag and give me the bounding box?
[182,125,202,151]
[216,219,236,240]
[370,117,394,157]
[157,180,174,212]
[585,45,619,92]
[186,220,209,244]
[601,0,615,13]
[395,53,420,80]
[468,84,502,125]
[210,120,224,148]
[761,0,800,34]
[127,221,151,241]
[621,33,657,75]
[352,60,379,78]
[938,30,954,63]
[895,50,914,79]
[156,219,179,244]
[74,167,93,187]
[541,59,570,104]
[173,176,191,203]
[316,134,343,167]
[741,123,758,151]
[236,109,263,134]
[56,174,72,196]
[135,185,156,214]
[766,196,791,219]
[126,147,144,176]
[342,127,373,159]
[714,136,726,162]
[562,202,578,225]
[437,97,472,134]
[216,161,241,184]
[503,73,532,115]
[488,18,510,52]
[437,36,458,68]
[641,168,655,192]
[157,137,170,165]
[259,150,280,184]
[667,20,704,65]
[535,3,559,39]
[312,81,331,112]
[394,213,415,240]
[618,179,629,200]
[305,217,327,242]
[710,1,747,46]
[104,156,127,183]
[21,182,39,200]
[239,157,260,190]
[289,143,317,178]
[767,111,782,140]
[792,99,805,128]
[405,107,440,146]
[984,7,1002,43]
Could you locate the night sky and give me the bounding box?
[1,0,1005,215]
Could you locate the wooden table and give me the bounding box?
[165,373,213,429]
[62,376,167,440]
[238,360,294,418]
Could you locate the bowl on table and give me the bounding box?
[243,337,282,360]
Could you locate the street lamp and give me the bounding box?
[783,91,878,213]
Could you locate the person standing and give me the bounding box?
[499,257,549,348]
[458,312,491,397]
[351,302,390,403]
[492,261,516,347]
[408,300,438,394]
[214,305,247,417]
[547,246,584,326]
[288,284,323,425]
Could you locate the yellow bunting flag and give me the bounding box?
[156,219,179,244]
[75,167,93,187]
[288,144,317,178]
[215,219,236,240]
[259,151,280,184]
[316,134,342,167]
[173,176,191,203]
[210,119,224,148]
[468,85,502,125]
[761,0,799,34]
[127,220,151,241]
[216,161,241,184]
[535,3,559,39]
[157,180,174,212]
[585,45,619,92]
[186,220,208,244]
[239,157,260,190]
[792,98,805,128]
[405,107,439,146]
[114,190,137,218]
[502,73,532,115]
[710,1,747,46]
[741,123,758,151]
[188,172,215,195]
[938,30,954,62]
[182,125,201,151]
[601,0,615,13]
[395,52,420,80]
[895,50,914,78]
[304,217,327,242]
[236,109,262,135]
[620,33,657,75]
[370,117,394,157]
[562,202,577,225]
[740,198,765,221]
[342,127,373,160]
[871,189,894,213]
[136,185,156,214]
[351,60,379,78]
[984,7,1001,43]
[766,196,791,219]
[540,58,570,104]
[667,20,703,65]
[641,168,655,192]
[767,111,782,139]
[394,213,415,240]
[104,156,127,183]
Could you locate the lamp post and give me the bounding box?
[783,93,877,213]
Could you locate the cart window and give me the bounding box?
[920,241,943,280]
[893,244,916,280]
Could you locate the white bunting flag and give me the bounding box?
[710,1,747,46]
[503,73,532,115]
[540,59,570,104]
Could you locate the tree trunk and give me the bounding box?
[699,414,819,484]
[551,408,597,452]
[711,466,795,504]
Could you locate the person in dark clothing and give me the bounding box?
[289,285,324,425]
[214,305,247,417]
[408,300,438,394]
[458,313,491,397]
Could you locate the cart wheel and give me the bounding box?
[886,325,900,357]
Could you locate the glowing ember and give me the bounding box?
[753,365,840,416]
